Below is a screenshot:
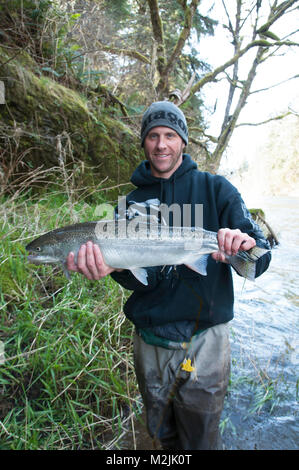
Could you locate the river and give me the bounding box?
[120,196,298,451]
[220,195,298,450]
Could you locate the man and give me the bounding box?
[67,101,271,450]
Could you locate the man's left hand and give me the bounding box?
[211,228,256,263]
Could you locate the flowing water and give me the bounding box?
[121,196,298,450]
[220,196,298,450]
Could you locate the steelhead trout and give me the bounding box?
[26,218,269,285]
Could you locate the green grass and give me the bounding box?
[0,189,139,450]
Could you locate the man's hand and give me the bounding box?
[66,241,119,280]
[211,228,256,263]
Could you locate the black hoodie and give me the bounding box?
[111,154,271,344]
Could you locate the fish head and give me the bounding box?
[26,232,63,265]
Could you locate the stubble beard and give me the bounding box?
[145,144,184,177]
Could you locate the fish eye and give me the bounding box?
[36,247,41,251]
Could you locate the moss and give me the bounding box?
[0,46,143,198]
[249,208,266,219]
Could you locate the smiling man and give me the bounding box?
[143,126,184,178]
[67,101,271,450]
[140,102,188,179]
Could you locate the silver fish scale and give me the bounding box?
[99,238,193,269]
[94,220,218,268]
[94,219,215,241]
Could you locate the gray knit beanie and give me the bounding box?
[140,101,188,147]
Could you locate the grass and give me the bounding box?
[0,187,140,450]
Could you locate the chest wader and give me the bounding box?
[133,322,231,450]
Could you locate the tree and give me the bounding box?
[75,0,298,172]
[62,0,216,133]
[194,0,299,171]
[5,0,297,172]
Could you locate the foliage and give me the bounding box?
[1,0,298,177]
[0,186,140,450]
[0,42,141,197]
[56,0,214,126]
[54,0,298,169]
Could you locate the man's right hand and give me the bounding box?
[66,241,120,280]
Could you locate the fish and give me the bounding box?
[25,218,269,285]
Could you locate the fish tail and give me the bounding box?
[229,256,256,280]
[229,246,269,281]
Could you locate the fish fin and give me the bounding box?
[229,256,256,280]
[247,246,269,261]
[185,254,209,276]
[130,267,148,285]
[62,263,71,280]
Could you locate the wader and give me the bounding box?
[133,323,231,450]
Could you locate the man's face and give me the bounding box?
[143,126,185,179]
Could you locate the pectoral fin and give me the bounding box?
[62,262,71,280]
[130,267,148,285]
[185,254,209,276]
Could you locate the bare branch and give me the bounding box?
[164,0,200,76]
[263,39,299,46]
[221,0,242,132]
[259,26,299,63]
[189,128,219,143]
[257,0,299,34]
[250,74,299,94]
[221,0,236,40]
[181,71,197,102]
[97,43,151,64]
[236,110,296,127]
[169,71,197,105]
[199,0,299,170]
[147,0,166,74]
[211,45,265,167]
[190,39,271,96]
[189,7,298,100]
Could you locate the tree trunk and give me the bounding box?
[210,46,265,172]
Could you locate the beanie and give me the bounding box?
[140,101,188,147]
